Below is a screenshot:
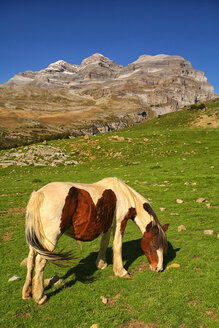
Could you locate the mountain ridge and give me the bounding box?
[1,53,213,112]
[2,53,212,89]
[0,53,215,149]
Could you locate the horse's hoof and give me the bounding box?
[37,295,47,305]
[22,287,32,300]
[22,295,32,300]
[114,268,128,277]
[96,260,108,270]
[100,263,107,270]
[123,273,131,279]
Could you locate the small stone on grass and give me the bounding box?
[178,225,186,232]
[196,198,206,203]
[100,296,108,304]
[8,275,20,282]
[204,230,214,235]
[166,263,180,270]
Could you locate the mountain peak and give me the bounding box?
[44,59,78,73]
[51,59,67,65]
[47,59,68,68]
[133,54,186,64]
[81,53,115,66]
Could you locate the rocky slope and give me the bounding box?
[0,53,214,148]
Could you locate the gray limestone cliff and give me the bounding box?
[2,53,214,114]
[0,53,215,148]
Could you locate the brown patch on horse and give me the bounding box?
[60,187,117,241]
[60,187,78,233]
[120,207,137,236]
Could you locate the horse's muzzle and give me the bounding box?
[150,264,163,272]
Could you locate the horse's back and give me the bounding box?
[39,178,120,205]
[37,180,115,230]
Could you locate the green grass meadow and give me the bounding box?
[0,100,218,327]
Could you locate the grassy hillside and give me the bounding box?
[0,87,149,150]
[0,98,218,328]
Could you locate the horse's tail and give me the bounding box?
[25,191,78,265]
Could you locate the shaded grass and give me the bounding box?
[0,99,218,327]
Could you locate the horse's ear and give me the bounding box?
[146,221,153,232]
[151,225,159,236]
[162,224,169,232]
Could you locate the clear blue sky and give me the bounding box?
[1,0,219,94]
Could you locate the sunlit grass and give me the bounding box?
[0,99,218,327]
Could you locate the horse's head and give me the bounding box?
[141,221,169,272]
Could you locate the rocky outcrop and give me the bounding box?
[0,53,215,149]
[0,144,78,167]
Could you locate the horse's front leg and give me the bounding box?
[22,246,36,299]
[113,224,128,277]
[96,227,111,270]
[32,254,47,305]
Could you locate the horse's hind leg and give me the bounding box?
[32,254,47,305]
[22,247,36,300]
[96,227,111,270]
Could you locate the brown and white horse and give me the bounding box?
[22,177,168,304]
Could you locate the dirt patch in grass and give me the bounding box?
[1,207,25,231]
[129,262,150,277]
[107,293,121,306]
[1,231,13,241]
[109,262,150,280]
[11,305,31,318]
[189,300,198,307]
[5,206,26,217]
[12,312,31,318]
[192,114,219,128]
[124,304,134,314]
[120,319,158,328]
[205,308,218,321]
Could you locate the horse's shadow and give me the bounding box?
[46,239,179,300]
